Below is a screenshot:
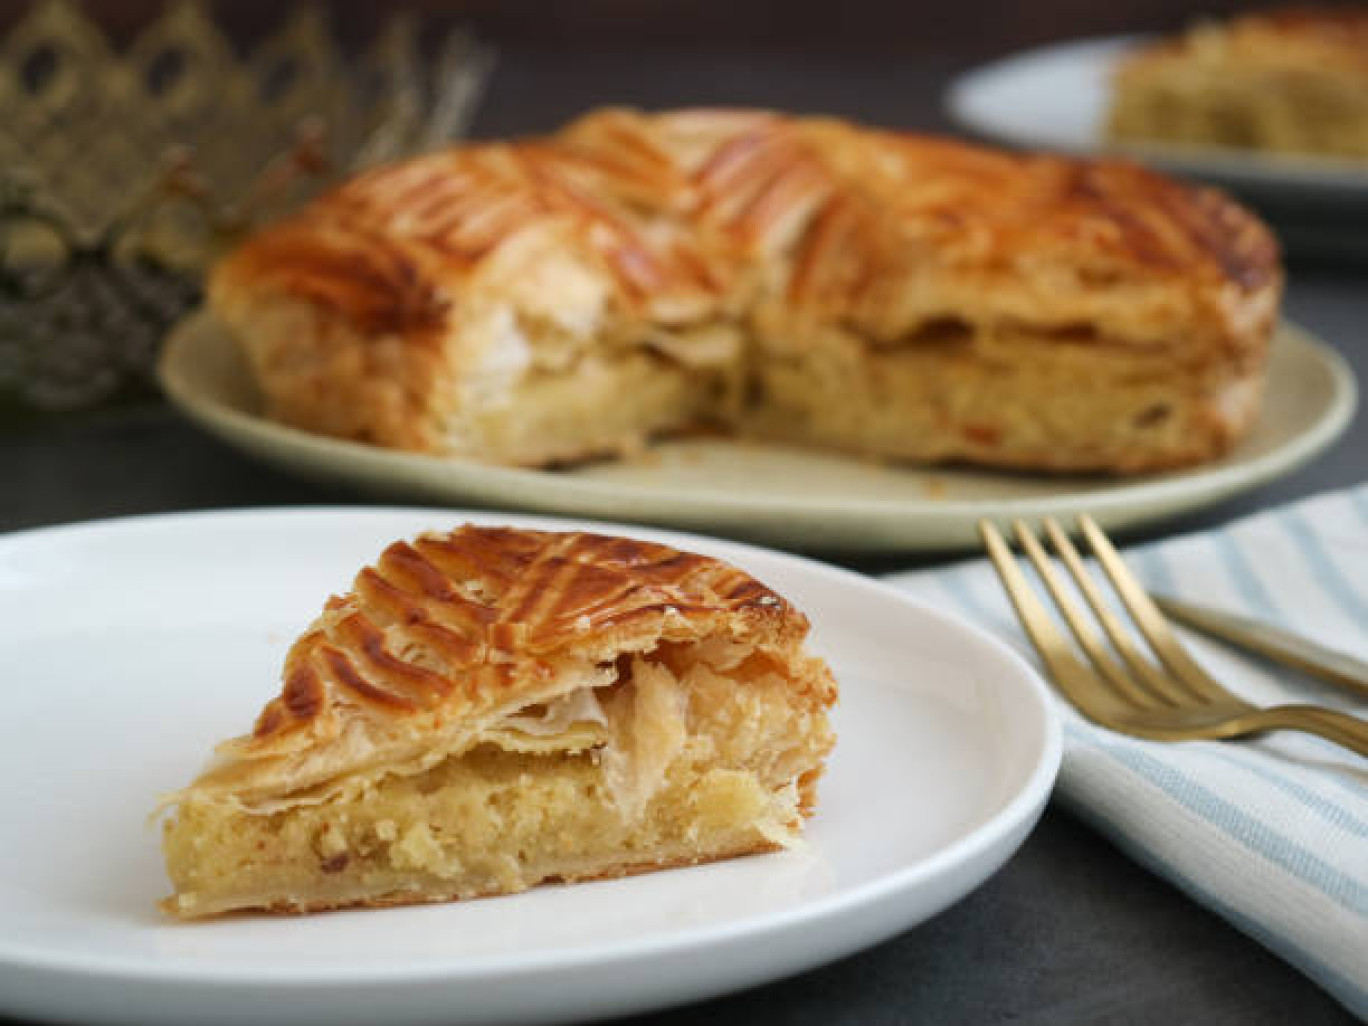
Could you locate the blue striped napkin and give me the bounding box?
[885,485,1368,1017]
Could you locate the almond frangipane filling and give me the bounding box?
[162,643,832,918]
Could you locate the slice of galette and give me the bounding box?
[159,525,837,917]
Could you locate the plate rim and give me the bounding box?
[945,33,1368,191]
[0,506,1063,986]
[157,314,1356,535]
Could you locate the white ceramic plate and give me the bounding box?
[946,36,1368,210]
[0,509,1057,1026]
[158,315,1356,552]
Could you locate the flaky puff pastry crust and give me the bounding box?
[211,108,1281,470]
[165,526,834,814]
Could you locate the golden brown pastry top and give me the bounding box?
[212,107,1279,367]
[1119,7,1368,82]
[173,526,823,810]
[254,525,803,740]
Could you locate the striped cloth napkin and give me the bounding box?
[885,485,1368,1017]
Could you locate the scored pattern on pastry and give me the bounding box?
[228,108,1278,332]
[253,527,792,742]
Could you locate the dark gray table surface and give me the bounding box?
[2,48,1364,1026]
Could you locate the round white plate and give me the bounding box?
[0,509,1058,1026]
[946,36,1368,209]
[159,315,1356,552]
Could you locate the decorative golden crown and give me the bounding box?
[0,0,493,414]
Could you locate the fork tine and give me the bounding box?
[979,521,1128,722]
[985,520,1368,756]
[1041,518,1192,707]
[1010,520,1157,709]
[1078,515,1230,701]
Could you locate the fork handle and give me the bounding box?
[1258,705,1368,758]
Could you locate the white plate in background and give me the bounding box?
[159,314,1355,552]
[0,509,1059,1026]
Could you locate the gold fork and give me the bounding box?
[980,515,1368,759]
